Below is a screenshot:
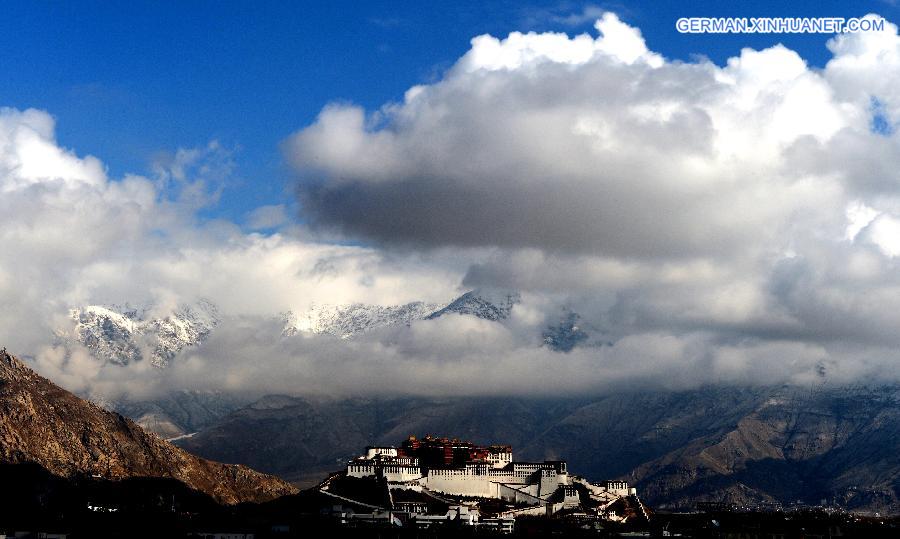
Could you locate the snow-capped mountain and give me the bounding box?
[63,299,220,367]
[426,289,520,321]
[281,301,442,339]
[281,289,523,338]
[543,310,589,352]
[62,289,576,370]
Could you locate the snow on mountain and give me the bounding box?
[145,300,220,366]
[281,301,442,339]
[64,289,561,368]
[282,289,522,338]
[542,310,589,352]
[64,299,220,367]
[425,289,520,321]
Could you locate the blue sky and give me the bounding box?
[2,0,897,225]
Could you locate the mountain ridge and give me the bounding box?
[62,289,555,370]
[281,300,442,338]
[426,289,520,321]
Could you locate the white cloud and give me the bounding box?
[246,204,289,229]
[0,108,106,192]
[548,5,607,28]
[826,14,900,120]
[862,213,900,257]
[458,13,662,72]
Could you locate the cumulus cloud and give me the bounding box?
[286,14,859,257]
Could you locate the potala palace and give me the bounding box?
[318,435,650,532]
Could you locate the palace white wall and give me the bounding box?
[366,447,398,459]
[423,471,501,498]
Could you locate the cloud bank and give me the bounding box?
[280,13,900,391]
[10,13,900,399]
[288,13,850,258]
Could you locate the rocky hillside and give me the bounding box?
[629,386,900,512]
[0,349,296,504]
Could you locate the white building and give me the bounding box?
[365,446,398,459]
